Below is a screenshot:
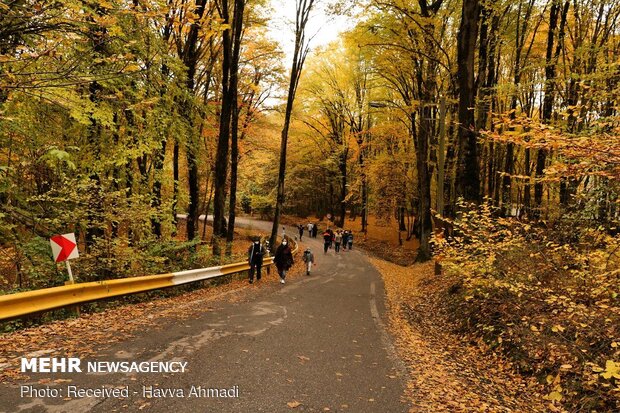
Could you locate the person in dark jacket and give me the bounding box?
[327,228,334,248]
[323,230,332,254]
[297,224,304,241]
[247,240,265,283]
[274,239,293,284]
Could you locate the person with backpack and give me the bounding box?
[274,239,294,284]
[302,247,315,275]
[247,240,265,284]
[334,230,342,253]
[342,230,349,250]
[347,230,354,250]
[327,228,334,249]
[322,230,332,254]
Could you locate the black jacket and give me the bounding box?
[248,242,265,265]
[274,243,293,271]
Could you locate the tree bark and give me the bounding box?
[181,0,209,241]
[414,109,433,262]
[338,149,348,228]
[270,0,316,247]
[212,0,233,254]
[226,0,247,254]
[456,0,481,203]
[436,97,447,215]
[537,0,568,215]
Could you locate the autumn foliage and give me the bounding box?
[435,202,620,411]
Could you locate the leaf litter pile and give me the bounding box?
[369,258,547,412]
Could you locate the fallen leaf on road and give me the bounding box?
[287,401,302,408]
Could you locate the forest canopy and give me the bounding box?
[1,1,620,409]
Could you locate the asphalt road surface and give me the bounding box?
[1,220,409,413]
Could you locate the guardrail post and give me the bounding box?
[64,280,81,317]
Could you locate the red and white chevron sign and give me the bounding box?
[50,233,79,263]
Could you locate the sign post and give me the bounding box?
[65,260,75,283]
[50,233,80,316]
[50,233,79,283]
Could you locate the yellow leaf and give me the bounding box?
[287,401,302,408]
[551,325,565,333]
[601,360,620,380]
[545,391,562,402]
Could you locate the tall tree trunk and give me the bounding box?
[477,6,500,200]
[270,0,316,247]
[152,138,166,237]
[505,0,534,212]
[152,10,175,238]
[338,149,347,228]
[456,0,481,203]
[212,0,233,255]
[172,139,179,236]
[181,0,209,241]
[523,147,531,215]
[85,5,109,252]
[537,0,568,215]
[436,97,447,216]
[226,0,247,254]
[414,110,433,262]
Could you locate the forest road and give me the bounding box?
[0,219,409,413]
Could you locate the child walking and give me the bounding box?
[302,247,315,275]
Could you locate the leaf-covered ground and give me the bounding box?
[369,258,549,412]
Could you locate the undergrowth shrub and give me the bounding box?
[434,201,620,412]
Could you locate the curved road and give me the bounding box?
[1,220,409,413]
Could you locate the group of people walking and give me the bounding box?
[247,222,354,285]
[298,223,319,240]
[322,228,353,254]
[247,237,294,284]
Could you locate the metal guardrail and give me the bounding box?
[0,238,297,321]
